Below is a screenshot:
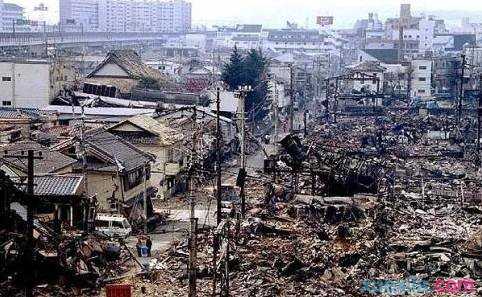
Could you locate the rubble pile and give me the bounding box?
[57,234,135,285]
[0,231,138,296]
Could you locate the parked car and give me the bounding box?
[94,213,132,238]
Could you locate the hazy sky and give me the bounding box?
[10,0,482,28]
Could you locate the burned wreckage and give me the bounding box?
[266,134,389,198]
[0,169,140,296]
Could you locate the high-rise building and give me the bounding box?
[60,0,99,31]
[2,2,27,32]
[59,0,191,33]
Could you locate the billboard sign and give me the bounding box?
[317,16,334,26]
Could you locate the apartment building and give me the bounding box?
[59,0,99,31]
[60,0,191,33]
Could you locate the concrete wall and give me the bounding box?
[0,62,51,108]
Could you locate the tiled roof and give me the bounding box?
[0,107,41,120]
[0,140,77,174]
[111,114,183,146]
[88,49,163,80]
[33,175,84,196]
[85,129,154,172]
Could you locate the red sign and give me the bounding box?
[317,16,334,26]
[106,284,132,297]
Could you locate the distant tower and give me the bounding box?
[400,4,411,19]
[399,4,411,63]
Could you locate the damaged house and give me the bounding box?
[83,49,175,99]
[0,141,88,228]
[0,140,77,177]
[155,106,237,166]
[107,114,186,199]
[53,128,155,212]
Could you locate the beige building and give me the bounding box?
[107,115,186,199]
[84,50,173,98]
[53,128,155,212]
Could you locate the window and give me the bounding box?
[419,66,427,70]
[110,202,118,211]
[418,89,426,93]
[419,77,427,81]
[112,221,124,228]
[2,101,11,106]
[95,220,109,228]
[2,77,11,82]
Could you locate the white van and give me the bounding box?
[94,213,132,238]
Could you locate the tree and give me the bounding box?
[222,46,245,90]
[244,49,269,120]
[221,47,269,121]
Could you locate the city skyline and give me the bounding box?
[9,0,482,28]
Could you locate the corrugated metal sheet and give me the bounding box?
[33,175,83,196]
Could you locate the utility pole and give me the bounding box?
[222,220,230,297]
[477,75,482,165]
[26,150,35,297]
[188,106,198,297]
[237,86,251,218]
[78,104,93,230]
[458,54,467,125]
[273,84,279,144]
[213,87,222,297]
[289,64,295,133]
[188,216,198,297]
[143,162,148,233]
[215,88,222,225]
[3,150,43,297]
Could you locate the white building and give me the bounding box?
[386,16,436,55]
[265,29,325,53]
[2,2,27,32]
[213,24,264,50]
[60,0,191,33]
[0,59,76,108]
[410,59,432,99]
[59,0,99,32]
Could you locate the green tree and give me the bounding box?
[221,47,269,121]
[222,45,245,90]
[244,49,269,120]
